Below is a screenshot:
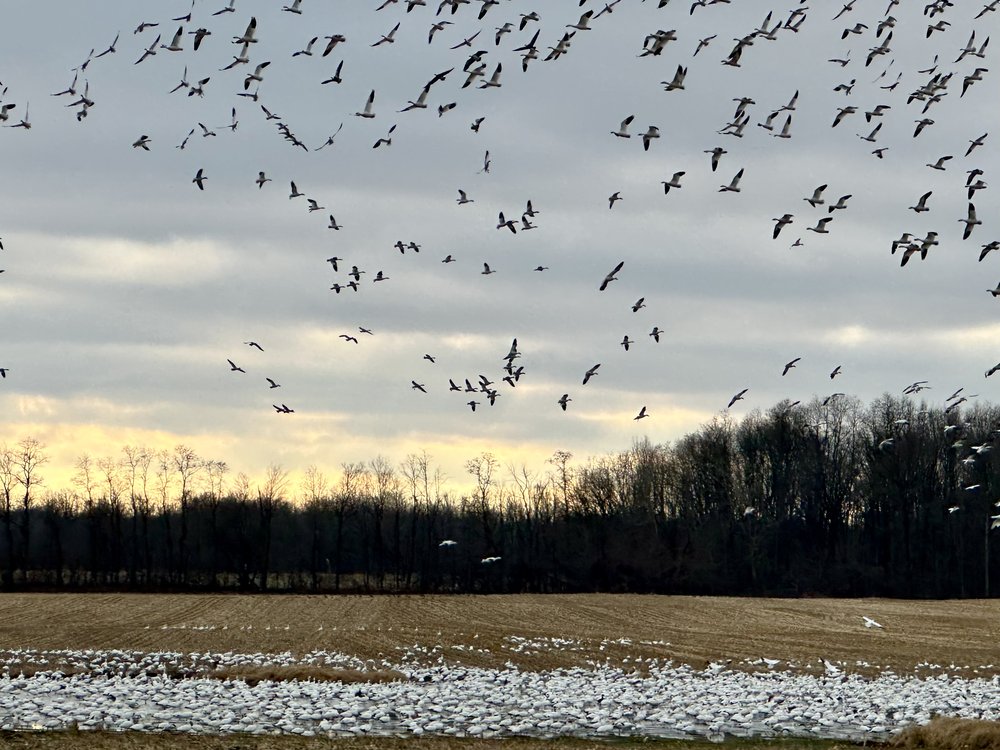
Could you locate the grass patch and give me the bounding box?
[891,716,1000,750]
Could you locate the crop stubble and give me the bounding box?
[0,594,996,677]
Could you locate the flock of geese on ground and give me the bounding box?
[0,0,998,429]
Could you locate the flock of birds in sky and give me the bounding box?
[0,0,998,439]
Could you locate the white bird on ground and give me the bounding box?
[863,616,883,629]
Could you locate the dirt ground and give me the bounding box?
[0,594,997,677]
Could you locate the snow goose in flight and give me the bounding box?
[718,168,744,193]
[704,147,726,171]
[611,115,634,138]
[728,389,748,408]
[804,185,827,207]
[782,358,800,376]
[372,22,400,46]
[134,35,161,64]
[828,195,851,213]
[161,27,185,52]
[355,90,376,118]
[909,191,932,213]
[662,172,685,193]
[960,203,982,239]
[599,261,624,291]
[641,126,660,151]
[773,214,793,238]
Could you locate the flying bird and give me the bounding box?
[728,389,749,408]
[719,168,744,193]
[599,261,624,291]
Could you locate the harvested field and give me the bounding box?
[0,594,997,677]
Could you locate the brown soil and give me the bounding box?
[0,594,996,677]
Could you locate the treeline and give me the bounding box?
[3,392,1000,597]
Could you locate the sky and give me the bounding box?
[1,0,998,492]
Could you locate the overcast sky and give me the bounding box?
[1,0,997,490]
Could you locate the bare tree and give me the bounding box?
[547,450,574,517]
[256,464,289,591]
[121,445,153,584]
[301,465,329,590]
[13,438,46,582]
[155,450,175,581]
[172,445,203,583]
[0,445,16,588]
[333,462,365,591]
[203,459,229,587]
[97,455,124,582]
